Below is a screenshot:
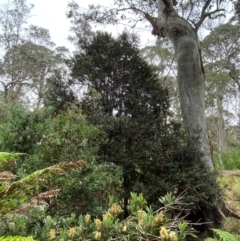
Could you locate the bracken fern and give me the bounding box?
[205,229,238,241]
[0,152,25,169]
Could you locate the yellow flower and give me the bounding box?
[122,225,127,232]
[169,231,178,241]
[46,215,52,221]
[94,231,102,240]
[153,212,164,224]
[137,209,146,225]
[108,203,122,216]
[85,214,91,223]
[174,188,178,194]
[49,229,56,240]
[160,226,169,240]
[103,212,113,221]
[95,218,102,230]
[69,227,77,238]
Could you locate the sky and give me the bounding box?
[30,0,155,51]
[30,0,75,50]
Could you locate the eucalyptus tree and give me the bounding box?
[1,42,52,104]
[68,6,94,50]
[202,23,240,165]
[67,0,231,171]
[0,0,33,50]
[0,0,71,107]
[0,39,70,108]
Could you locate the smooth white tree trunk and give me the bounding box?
[157,0,214,171]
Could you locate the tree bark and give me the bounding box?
[157,0,214,171]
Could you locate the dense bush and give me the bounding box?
[221,150,240,170]
[71,31,222,223]
[30,107,101,168]
[0,104,53,154]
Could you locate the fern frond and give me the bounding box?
[0,161,85,215]
[0,152,25,169]
[212,229,238,241]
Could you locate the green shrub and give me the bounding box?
[31,107,101,169]
[48,162,123,217]
[221,151,240,170]
[0,104,53,154]
[1,192,197,241]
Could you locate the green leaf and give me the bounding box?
[211,229,238,241]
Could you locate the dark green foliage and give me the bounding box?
[43,71,76,114]
[49,162,122,217]
[20,107,122,216]
[0,100,121,217]
[71,31,171,206]
[71,31,221,217]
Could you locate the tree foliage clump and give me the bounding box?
[71,31,221,219]
[0,104,52,154]
[43,71,77,114]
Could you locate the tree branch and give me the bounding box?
[162,0,174,13]
[195,0,225,32]
[0,80,6,88]
[110,6,159,36]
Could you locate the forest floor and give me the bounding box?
[218,170,240,237]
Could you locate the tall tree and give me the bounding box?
[202,23,240,165]
[0,0,33,50]
[0,40,70,107]
[43,70,76,113]
[0,0,71,107]
[71,32,221,223]
[1,42,52,104]
[71,31,170,209]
